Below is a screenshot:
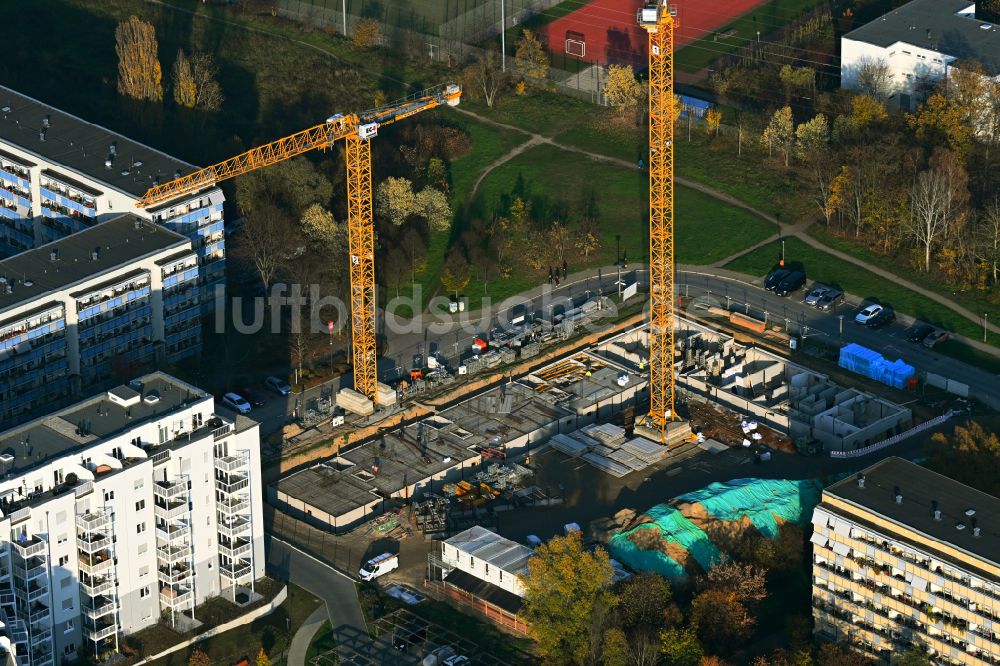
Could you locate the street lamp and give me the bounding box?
[328,320,334,372]
[780,238,785,267]
[985,313,989,342]
[837,315,844,344]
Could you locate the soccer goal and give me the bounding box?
[565,38,586,58]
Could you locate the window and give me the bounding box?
[104,490,115,502]
[138,543,148,555]
[64,619,74,633]
[61,576,72,589]
[58,555,69,567]
[139,566,149,578]
[134,479,144,490]
[57,533,68,545]
[135,500,145,512]
[61,598,73,610]
[136,522,146,534]
[140,586,150,598]
[64,643,75,656]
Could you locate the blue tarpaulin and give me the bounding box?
[839,343,914,389]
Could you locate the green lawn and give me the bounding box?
[304,619,338,663]
[142,583,322,666]
[675,0,828,73]
[724,237,1000,354]
[457,142,774,306]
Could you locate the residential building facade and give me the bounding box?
[811,457,1000,664]
[841,0,1000,111]
[0,214,201,430]
[0,372,265,666]
[0,85,225,310]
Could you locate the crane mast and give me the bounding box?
[639,1,677,441]
[136,84,462,402]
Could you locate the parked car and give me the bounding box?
[443,657,470,666]
[923,329,950,348]
[804,283,829,306]
[265,375,291,396]
[816,288,844,310]
[855,304,884,325]
[868,305,896,329]
[221,392,252,414]
[907,323,934,344]
[358,552,398,581]
[764,269,790,291]
[775,271,806,296]
[239,387,267,407]
[423,646,456,666]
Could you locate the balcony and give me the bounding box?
[31,628,52,647]
[28,603,48,624]
[77,533,111,554]
[155,523,190,544]
[84,598,116,620]
[79,577,114,597]
[154,500,188,521]
[84,622,117,642]
[215,455,247,474]
[160,586,193,607]
[151,449,171,466]
[157,544,191,565]
[157,564,193,585]
[11,537,45,558]
[77,511,111,533]
[23,557,47,580]
[219,539,252,559]
[78,550,113,576]
[220,559,252,582]
[217,497,250,517]
[216,475,249,495]
[23,584,48,603]
[217,517,251,539]
[154,479,188,500]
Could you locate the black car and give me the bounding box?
[907,323,934,343]
[775,271,806,297]
[239,387,267,407]
[816,288,843,310]
[868,305,896,329]
[764,269,790,291]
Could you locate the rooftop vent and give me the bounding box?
[109,142,117,157]
[894,486,903,504]
[965,508,976,517]
[91,247,100,261]
[956,521,966,531]
[0,106,9,113]
[972,518,981,538]
[133,160,143,168]
[857,474,866,489]
[120,169,130,176]
[926,29,932,39]
[22,279,32,288]
[982,23,993,30]
[932,500,941,521]
[42,115,50,129]
[38,129,45,142]
[104,159,112,170]
[143,391,160,404]
[49,249,58,262]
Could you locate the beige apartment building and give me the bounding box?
[811,457,1000,664]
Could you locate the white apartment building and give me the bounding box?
[841,0,1000,111]
[0,214,202,429]
[0,372,265,666]
[0,85,225,310]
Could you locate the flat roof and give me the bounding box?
[0,85,197,198]
[844,0,1000,74]
[0,214,189,314]
[825,457,1000,568]
[0,372,210,476]
[445,526,534,576]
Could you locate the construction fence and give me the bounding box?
[274,0,610,103]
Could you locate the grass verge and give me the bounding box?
[304,619,338,663]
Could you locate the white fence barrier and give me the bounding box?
[830,411,954,459]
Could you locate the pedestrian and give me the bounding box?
[547,267,553,284]
[562,259,568,279]
[637,158,644,170]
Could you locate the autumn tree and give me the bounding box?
[520,532,615,664]
[704,108,722,137]
[833,95,887,142]
[255,647,272,666]
[688,561,767,653]
[897,650,933,666]
[604,65,644,122]
[514,29,549,81]
[761,106,794,166]
[795,113,829,162]
[375,177,451,231]
[853,57,892,101]
[187,648,211,666]
[353,19,382,48]
[659,627,703,666]
[601,628,628,666]
[440,249,470,299]
[414,186,452,232]
[236,157,334,219]
[779,65,815,101]
[909,93,974,157]
[463,48,504,108]
[116,15,162,102]
[172,50,223,111]
[928,421,1000,496]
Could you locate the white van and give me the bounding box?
[359,552,398,581]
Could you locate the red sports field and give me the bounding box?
[541,0,772,67]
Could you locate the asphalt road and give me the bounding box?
[678,270,1000,408]
[265,535,367,631]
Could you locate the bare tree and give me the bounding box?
[908,168,954,272]
[977,199,1000,284]
[189,52,224,111]
[469,49,504,108]
[234,202,294,294]
[854,57,893,101]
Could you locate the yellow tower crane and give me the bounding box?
[136,83,462,401]
[638,1,677,441]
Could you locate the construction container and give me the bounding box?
[375,382,396,407]
[730,312,767,333]
[336,388,374,416]
[838,343,915,389]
